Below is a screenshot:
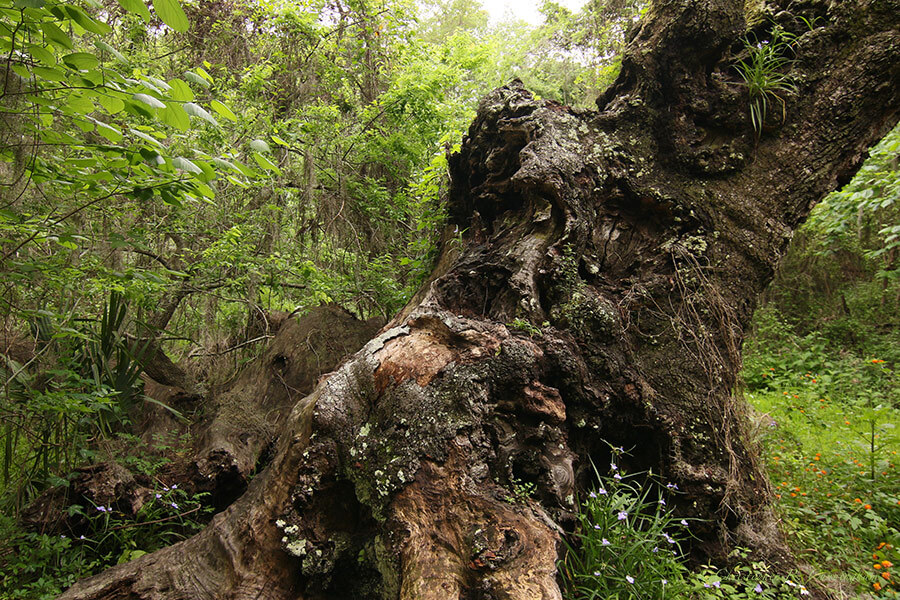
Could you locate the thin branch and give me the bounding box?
[188,335,273,358]
[103,506,202,533]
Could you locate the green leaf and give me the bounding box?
[32,65,67,82]
[252,151,280,174]
[172,157,202,174]
[183,102,218,126]
[152,0,189,32]
[26,43,55,66]
[210,100,237,122]
[211,157,239,172]
[271,135,288,146]
[65,6,112,35]
[10,64,30,79]
[144,76,171,92]
[129,128,163,147]
[161,102,190,130]
[167,78,194,102]
[194,67,213,84]
[132,93,165,109]
[95,121,123,142]
[14,0,45,8]
[97,93,125,114]
[66,92,95,114]
[63,52,100,70]
[41,22,73,50]
[95,40,129,64]
[192,158,215,181]
[249,139,270,153]
[116,0,150,20]
[183,71,210,88]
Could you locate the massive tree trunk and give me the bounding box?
[58,1,898,598]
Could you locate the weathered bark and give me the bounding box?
[58,1,899,598]
[186,304,383,507]
[23,306,380,534]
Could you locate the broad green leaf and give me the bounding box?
[144,76,171,91]
[95,41,129,64]
[152,0,189,32]
[63,52,100,70]
[211,157,239,172]
[14,0,45,7]
[249,139,270,153]
[26,44,55,66]
[97,93,125,114]
[210,100,237,122]
[74,118,94,132]
[32,65,67,82]
[183,102,218,126]
[183,71,210,88]
[230,159,256,177]
[116,0,150,21]
[161,102,190,130]
[252,151,280,174]
[95,121,123,142]
[172,157,202,174]
[195,67,213,84]
[65,6,112,35]
[77,71,103,86]
[10,64,31,79]
[192,158,215,181]
[130,128,164,147]
[41,22,73,50]
[132,93,165,109]
[271,135,288,146]
[195,181,215,198]
[66,92,95,114]
[167,78,194,102]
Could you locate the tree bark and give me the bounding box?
[58,1,899,598]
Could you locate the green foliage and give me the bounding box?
[748,378,899,597]
[0,481,212,598]
[560,450,691,599]
[560,451,822,599]
[735,26,798,136]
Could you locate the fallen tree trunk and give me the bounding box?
[58,0,899,598]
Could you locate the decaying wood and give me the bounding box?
[58,1,899,598]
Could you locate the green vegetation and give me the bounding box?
[735,25,798,136]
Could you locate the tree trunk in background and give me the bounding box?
[58,1,899,598]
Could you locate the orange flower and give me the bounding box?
[882,572,891,580]
[883,561,894,568]
[874,582,882,591]
[876,564,883,570]
[845,421,851,425]
[855,498,863,503]
[865,504,872,510]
